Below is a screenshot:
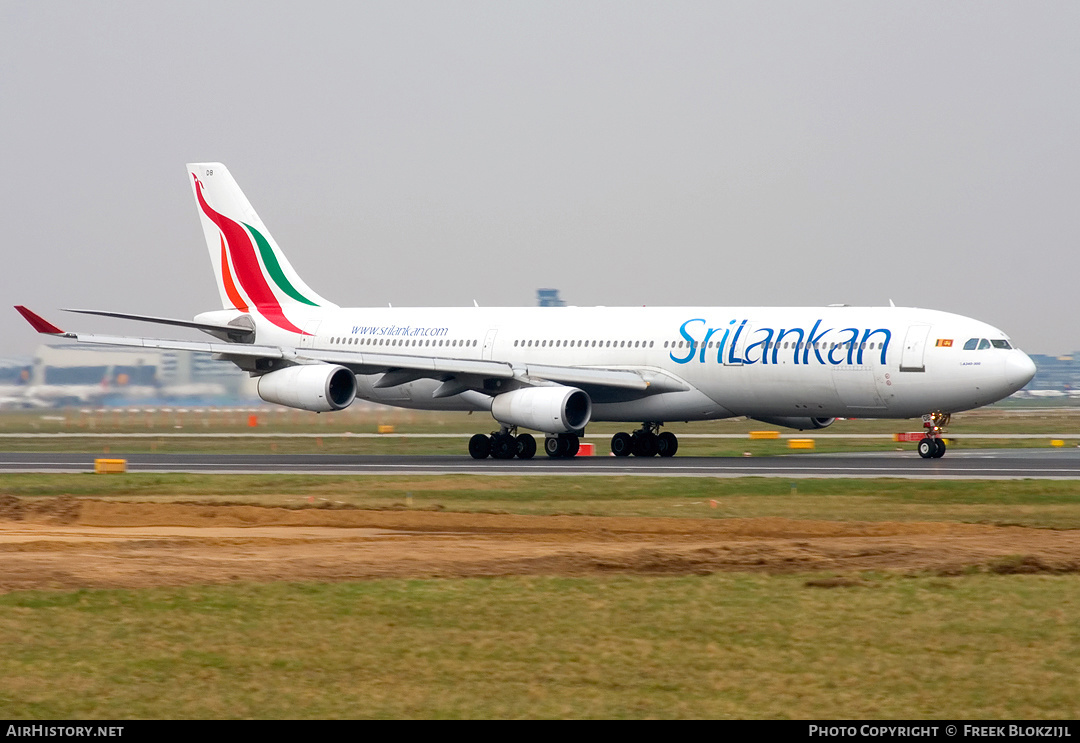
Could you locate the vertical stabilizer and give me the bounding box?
[187,163,337,334]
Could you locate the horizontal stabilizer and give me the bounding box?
[62,309,255,339]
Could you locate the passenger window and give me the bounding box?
[978,339,991,350]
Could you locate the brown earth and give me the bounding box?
[1,497,1079,591]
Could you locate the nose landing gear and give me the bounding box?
[917,412,950,459]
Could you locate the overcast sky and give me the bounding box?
[3,1,1078,356]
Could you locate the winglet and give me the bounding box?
[14,306,66,335]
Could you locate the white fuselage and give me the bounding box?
[235,304,1036,425]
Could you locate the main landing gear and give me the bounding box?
[468,428,582,459]
[610,422,678,458]
[543,433,580,459]
[917,412,950,459]
[469,428,537,460]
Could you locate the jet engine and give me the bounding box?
[491,386,592,434]
[257,364,357,413]
[750,416,835,431]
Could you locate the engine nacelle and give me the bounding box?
[257,365,357,413]
[750,416,835,431]
[491,386,592,434]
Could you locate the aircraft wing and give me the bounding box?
[15,306,687,395]
[276,350,687,392]
[299,348,513,378]
[52,332,289,360]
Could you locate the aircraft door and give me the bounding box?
[899,325,931,372]
[723,323,752,366]
[482,329,498,361]
[300,320,322,349]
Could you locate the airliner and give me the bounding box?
[16,162,1037,460]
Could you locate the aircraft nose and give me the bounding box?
[1005,352,1037,391]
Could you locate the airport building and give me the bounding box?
[1022,353,1080,401]
[537,289,566,307]
[0,344,253,408]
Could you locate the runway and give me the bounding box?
[3,448,1080,478]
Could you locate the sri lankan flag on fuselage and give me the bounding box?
[188,163,338,334]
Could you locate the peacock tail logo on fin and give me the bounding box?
[219,235,248,312]
[242,221,319,306]
[193,173,313,334]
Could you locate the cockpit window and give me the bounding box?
[963,338,978,350]
[978,338,991,350]
[991,339,1012,349]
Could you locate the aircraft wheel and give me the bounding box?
[611,432,632,457]
[632,431,657,457]
[917,438,935,459]
[469,433,491,460]
[564,434,580,458]
[491,434,517,460]
[656,431,679,457]
[516,434,537,459]
[544,436,566,458]
[932,438,947,458]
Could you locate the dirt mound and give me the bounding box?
[987,554,1079,575]
[0,495,81,524]
[1,498,1079,592]
[0,495,22,520]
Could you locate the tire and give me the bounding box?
[564,435,580,458]
[917,438,935,459]
[469,433,491,460]
[932,438,947,458]
[611,432,632,457]
[492,434,517,459]
[516,434,537,459]
[545,436,565,458]
[632,432,657,457]
[656,431,678,457]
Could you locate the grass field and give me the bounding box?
[2,574,1078,718]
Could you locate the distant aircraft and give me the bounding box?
[17,163,1036,459]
